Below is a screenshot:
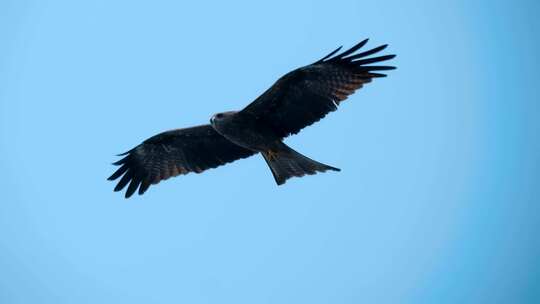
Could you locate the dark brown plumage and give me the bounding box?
[109,39,396,198]
[109,125,255,198]
[242,39,395,138]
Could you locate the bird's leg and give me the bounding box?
[266,149,278,161]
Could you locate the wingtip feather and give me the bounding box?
[316,45,343,63]
[334,39,369,59]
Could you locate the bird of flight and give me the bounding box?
[109,39,396,198]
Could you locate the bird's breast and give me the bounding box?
[211,114,276,152]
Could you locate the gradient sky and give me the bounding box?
[1,1,539,303]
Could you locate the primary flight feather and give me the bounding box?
[109,39,396,198]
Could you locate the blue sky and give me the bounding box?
[1,0,539,303]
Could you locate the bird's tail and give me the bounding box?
[261,141,340,185]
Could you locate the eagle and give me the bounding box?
[109,39,396,198]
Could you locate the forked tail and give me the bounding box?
[261,142,340,185]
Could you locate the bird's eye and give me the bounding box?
[216,113,224,119]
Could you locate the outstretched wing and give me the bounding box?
[108,124,255,198]
[241,39,396,138]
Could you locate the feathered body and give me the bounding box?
[109,39,396,198]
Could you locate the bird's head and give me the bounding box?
[210,111,237,126]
